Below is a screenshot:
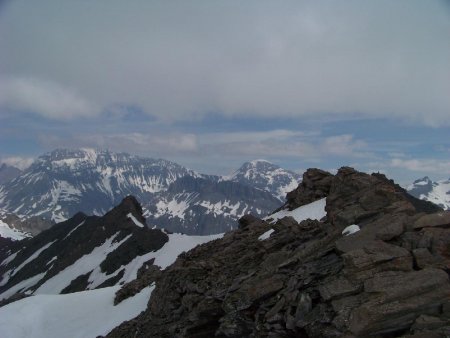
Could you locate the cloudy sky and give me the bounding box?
[0,0,449,184]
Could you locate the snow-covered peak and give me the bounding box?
[249,159,272,166]
[225,160,302,201]
[407,176,450,210]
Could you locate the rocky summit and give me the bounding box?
[107,167,450,338]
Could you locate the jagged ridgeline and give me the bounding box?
[106,167,450,338]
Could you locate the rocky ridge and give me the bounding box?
[107,167,450,338]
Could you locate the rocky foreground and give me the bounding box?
[107,167,450,338]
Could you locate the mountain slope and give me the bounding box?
[0,164,22,185]
[407,176,450,210]
[225,159,301,201]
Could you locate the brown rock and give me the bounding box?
[414,212,450,229]
[349,269,450,336]
[318,277,361,301]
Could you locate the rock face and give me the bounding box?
[107,167,450,338]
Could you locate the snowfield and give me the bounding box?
[258,228,275,241]
[0,285,153,338]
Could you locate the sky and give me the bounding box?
[0,0,449,185]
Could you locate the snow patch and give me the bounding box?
[0,251,19,267]
[0,273,46,300]
[267,198,327,223]
[258,229,275,241]
[127,213,145,228]
[63,220,85,240]
[11,241,56,277]
[150,233,223,270]
[0,220,30,241]
[342,224,360,236]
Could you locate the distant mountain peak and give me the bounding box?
[248,159,272,165]
[408,176,450,210]
[226,160,302,201]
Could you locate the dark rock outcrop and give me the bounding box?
[285,168,333,210]
[107,167,450,338]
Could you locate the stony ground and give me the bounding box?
[107,167,450,338]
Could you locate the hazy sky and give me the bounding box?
[0,0,449,184]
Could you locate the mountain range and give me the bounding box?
[0,149,300,235]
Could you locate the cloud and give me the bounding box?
[201,131,369,160]
[0,1,448,124]
[0,156,34,170]
[38,132,198,157]
[389,158,450,175]
[0,77,96,119]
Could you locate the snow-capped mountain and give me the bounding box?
[146,175,280,234]
[0,149,288,235]
[225,159,301,201]
[0,149,195,223]
[407,176,450,210]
